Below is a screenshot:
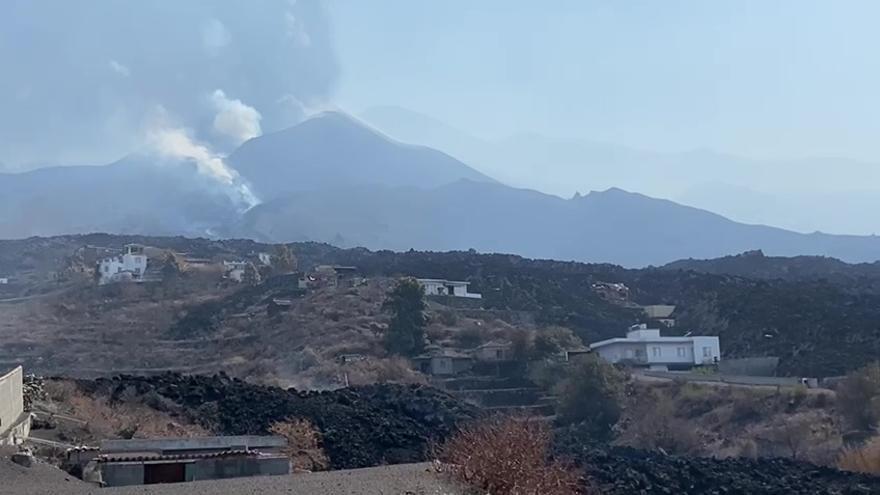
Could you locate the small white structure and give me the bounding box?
[257,252,272,266]
[590,324,720,371]
[0,277,8,285]
[416,279,482,299]
[223,261,249,283]
[97,244,148,285]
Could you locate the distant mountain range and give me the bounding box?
[2,111,880,267]
[361,105,880,236]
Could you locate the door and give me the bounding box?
[144,463,186,484]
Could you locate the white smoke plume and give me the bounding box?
[145,110,259,211]
[0,0,338,167]
[210,90,263,145]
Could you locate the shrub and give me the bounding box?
[554,354,626,440]
[269,418,330,472]
[729,392,764,424]
[838,437,880,474]
[533,326,582,359]
[619,392,702,455]
[837,361,880,430]
[763,416,813,460]
[437,417,584,495]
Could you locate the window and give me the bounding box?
[703,347,711,358]
[677,347,686,357]
[652,346,661,357]
[496,349,503,359]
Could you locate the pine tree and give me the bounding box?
[383,278,427,356]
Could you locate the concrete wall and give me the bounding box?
[101,457,289,487]
[0,366,23,438]
[719,357,780,377]
[191,456,289,481]
[102,462,146,487]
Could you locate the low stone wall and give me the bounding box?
[641,370,803,388]
[718,357,780,377]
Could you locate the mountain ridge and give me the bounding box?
[3,111,880,267]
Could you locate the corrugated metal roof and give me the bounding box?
[97,449,261,463]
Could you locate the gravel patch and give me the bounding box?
[0,459,461,495]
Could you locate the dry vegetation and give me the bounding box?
[437,417,584,495]
[40,380,208,444]
[838,437,880,474]
[617,380,842,463]
[268,418,330,472]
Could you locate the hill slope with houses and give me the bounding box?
[3,234,880,379]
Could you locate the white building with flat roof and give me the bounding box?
[590,324,720,371]
[416,279,482,299]
[98,244,148,285]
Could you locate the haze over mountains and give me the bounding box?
[361,106,880,236]
[2,111,880,267]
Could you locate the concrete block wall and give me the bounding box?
[0,366,24,438]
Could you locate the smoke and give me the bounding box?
[146,112,260,211]
[210,90,263,145]
[0,0,338,168]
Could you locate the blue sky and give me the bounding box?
[328,0,880,161]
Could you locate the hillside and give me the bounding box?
[361,105,880,235]
[3,112,880,266]
[4,234,880,377]
[239,180,880,266]
[662,250,880,282]
[0,157,239,239]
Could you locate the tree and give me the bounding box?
[554,354,626,441]
[533,326,582,359]
[271,244,297,274]
[838,361,880,430]
[766,416,812,460]
[383,278,427,357]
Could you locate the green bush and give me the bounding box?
[554,354,626,441]
[837,362,880,430]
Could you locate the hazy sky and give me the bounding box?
[329,0,880,161]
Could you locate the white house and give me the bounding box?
[416,279,482,299]
[97,244,148,285]
[590,324,720,371]
[223,261,249,283]
[0,277,8,285]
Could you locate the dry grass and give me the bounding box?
[269,418,330,472]
[838,437,880,474]
[42,380,209,442]
[437,417,585,495]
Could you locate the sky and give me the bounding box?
[328,0,880,161]
[1,1,879,234]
